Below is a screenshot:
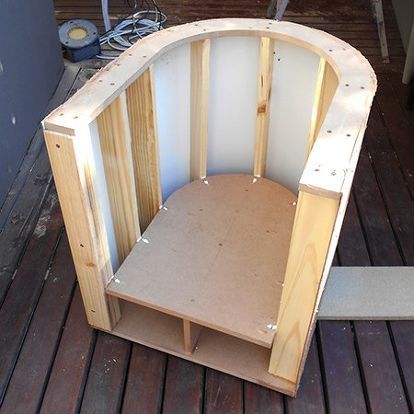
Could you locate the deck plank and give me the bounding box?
[40,286,95,414]
[204,369,243,414]
[318,321,368,413]
[0,234,76,413]
[388,321,414,412]
[162,357,204,414]
[79,332,130,414]
[0,188,62,404]
[365,104,414,265]
[244,382,284,414]
[121,344,166,414]
[285,336,326,414]
[355,321,409,414]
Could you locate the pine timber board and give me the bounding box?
[107,174,297,348]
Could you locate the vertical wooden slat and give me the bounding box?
[183,320,202,355]
[127,67,162,232]
[268,191,339,385]
[306,58,326,157]
[97,92,140,263]
[253,37,274,177]
[190,39,210,181]
[44,130,120,330]
[313,62,338,142]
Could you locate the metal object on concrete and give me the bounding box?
[59,19,101,62]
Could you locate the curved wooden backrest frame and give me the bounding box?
[42,18,376,396]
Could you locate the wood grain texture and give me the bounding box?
[0,234,76,414]
[269,191,339,386]
[44,130,120,330]
[244,382,284,414]
[0,189,62,404]
[190,39,210,181]
[285,336,326,414]
[80,332,130,414]
[204,369,243,414]
[97,92,140,264]
[313,61,337,140]
[306,58,326,156]
[127,67,162,231]
[388,321,414,412]
[0,147,54,304]
[355,321,409,414]
[183,320,203,355]
[318,321,367,413]
[121,344,166,414]
[162,356,204,414]
[253,37,274,177]
[40,286,95,414]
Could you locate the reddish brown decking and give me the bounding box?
[0,0,413,412]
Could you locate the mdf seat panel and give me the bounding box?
[107,174,297,348]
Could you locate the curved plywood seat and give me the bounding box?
[42,18,376,395]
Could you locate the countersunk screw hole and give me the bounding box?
[56,144,61,149]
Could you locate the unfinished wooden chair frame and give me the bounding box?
[42,18,376,396]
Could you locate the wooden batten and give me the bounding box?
[253,37,274,177]
[126,66,162,232]
[313,61,338,141]
[306,58,327,157]
[190,39,210,181]
[268,191,339,385]
[44,130,120,330]
[183,320,203,354]
[97,92,140,263]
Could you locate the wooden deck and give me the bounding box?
[0,0,413,412]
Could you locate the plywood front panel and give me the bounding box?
[153,44,191,200]
[266,41,320,193]
[207,37,260,175]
